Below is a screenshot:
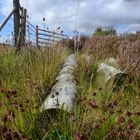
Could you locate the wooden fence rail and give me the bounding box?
[36,26,69,48]
[0,8,16,31]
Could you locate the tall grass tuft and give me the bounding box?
[0,46,69,139]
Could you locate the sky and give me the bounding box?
[1,0,140,42]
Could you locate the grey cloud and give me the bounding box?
[1,0,140,34]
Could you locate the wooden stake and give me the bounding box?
[36,25,39,48]
[13,0,21,52]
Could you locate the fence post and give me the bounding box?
[20,7,24,46]
[21,8,26,46]
[13,0,21,52]
[36,25,39,48]
[23,9,27,46]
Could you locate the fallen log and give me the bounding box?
[40,54,77,113]
[97,63,127,85]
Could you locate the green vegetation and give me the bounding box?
[0,30,140,140]
[74,53,140,140]
[94,27,116,36]
[0,46,69,139]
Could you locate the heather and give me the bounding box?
[83,35,120,59]
[83,33,140,79]
[118,35,140,78]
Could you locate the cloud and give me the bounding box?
[1,0,140,34]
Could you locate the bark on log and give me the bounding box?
[40,54,77,113]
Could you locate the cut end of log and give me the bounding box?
[97,62,127,86]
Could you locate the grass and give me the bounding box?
[0,45,70,139]
[0,44,140,140]
[73,52,140,140]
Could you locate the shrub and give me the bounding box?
[94,27,116,36]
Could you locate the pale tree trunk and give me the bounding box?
[40,54,77,113]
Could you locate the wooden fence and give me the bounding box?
[0,0,69,51]
[36,26,68,47]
